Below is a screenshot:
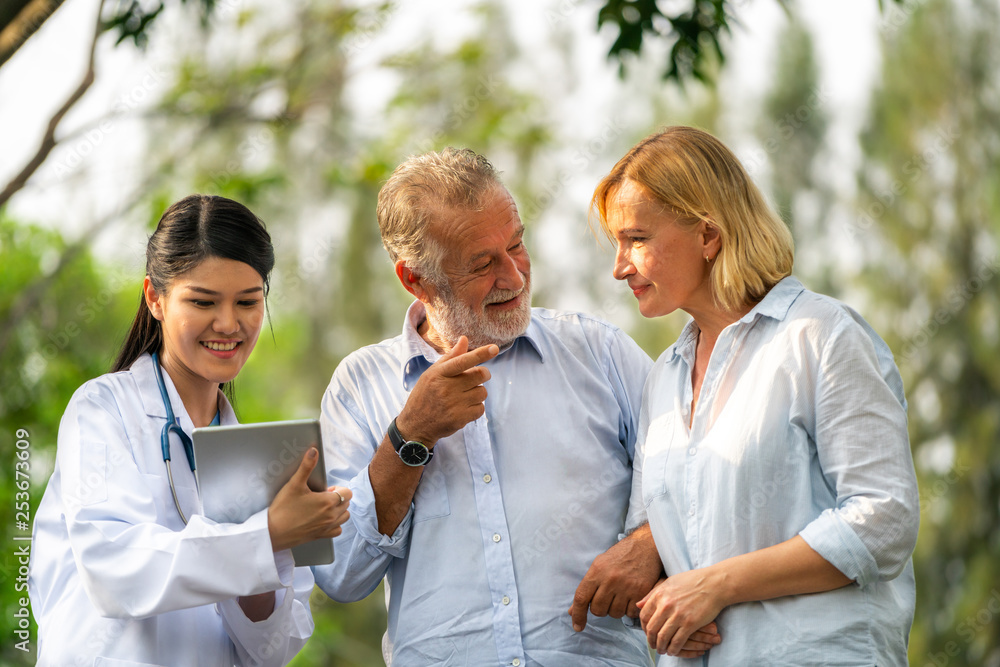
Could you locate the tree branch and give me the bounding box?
[0,0,105,209]
[0,0,66,68]
[0,168,158,359]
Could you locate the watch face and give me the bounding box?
[399,441,430,466]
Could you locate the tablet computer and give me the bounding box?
[192,418,334,566]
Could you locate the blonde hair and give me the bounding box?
[377,147,504,283]
[592,126,794,313]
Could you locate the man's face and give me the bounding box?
[421,187,532,350]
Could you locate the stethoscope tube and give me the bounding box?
[151,351,200,524]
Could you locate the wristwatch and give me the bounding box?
[387,417,434,467]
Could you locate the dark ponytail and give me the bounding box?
[112,195,275,389]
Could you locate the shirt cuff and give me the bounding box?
[243,509,287,590]
[624,507,648,535]
[799,508,879,587]
[351,465,413,559]
[272,548,295,589]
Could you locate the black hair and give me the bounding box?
[112,194,275,401]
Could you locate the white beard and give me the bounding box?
[426,278,532,349]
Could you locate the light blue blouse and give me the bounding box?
[629,276,919,667]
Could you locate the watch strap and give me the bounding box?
[387,417,408,453]
[388,417,434,466]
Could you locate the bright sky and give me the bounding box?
[0,0,884,300]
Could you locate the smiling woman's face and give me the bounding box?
[145,256,265,388]
[606,179,715,319]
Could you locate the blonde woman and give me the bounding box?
[592,126,919,666]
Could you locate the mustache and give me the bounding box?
[484,286,525,305]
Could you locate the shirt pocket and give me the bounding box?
[412,462,451,522]
[641,413,677,506]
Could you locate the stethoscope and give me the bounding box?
[152,351,200,524]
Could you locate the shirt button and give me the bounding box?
[688,447,696,456]
[493,533,501,543]
[512,660,521,666]
[483,473,492,483]
[689,506,696,516]
[502,595,510,605]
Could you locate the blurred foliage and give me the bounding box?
[854,0,1000,663]
[753,12,836,295]
[598,0,739,83]
[102,0,217,48]
[2,0,998,665]
[0,215,139,665]
[594,0,912,83]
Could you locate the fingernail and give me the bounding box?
[572,624,582,632]
[308,449,317,460]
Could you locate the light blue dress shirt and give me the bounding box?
[628,277,920,666]
[313,302,653,666]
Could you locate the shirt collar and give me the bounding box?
[399,300,544,391]
[132,352,236,427]
[662,276,805,365]
[740,275,804,324]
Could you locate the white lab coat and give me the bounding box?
[29,353,315,667]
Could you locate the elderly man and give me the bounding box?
[312,148,715,665]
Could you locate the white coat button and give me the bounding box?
[493,533,501,543]
[483,473,492,483]
[502,595,510,605]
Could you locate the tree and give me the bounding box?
[853,0,1000,662]
[753,11,836,293]
[595,0,910,83]
[0,215,139,665]
[0,0,216,68]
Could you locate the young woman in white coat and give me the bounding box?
[29,194,353,666]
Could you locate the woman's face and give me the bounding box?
[145,256,266,388]
[606,179,716,319]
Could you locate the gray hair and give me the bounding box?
[376,147,505,283]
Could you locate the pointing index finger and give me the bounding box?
[439,343,499,377]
